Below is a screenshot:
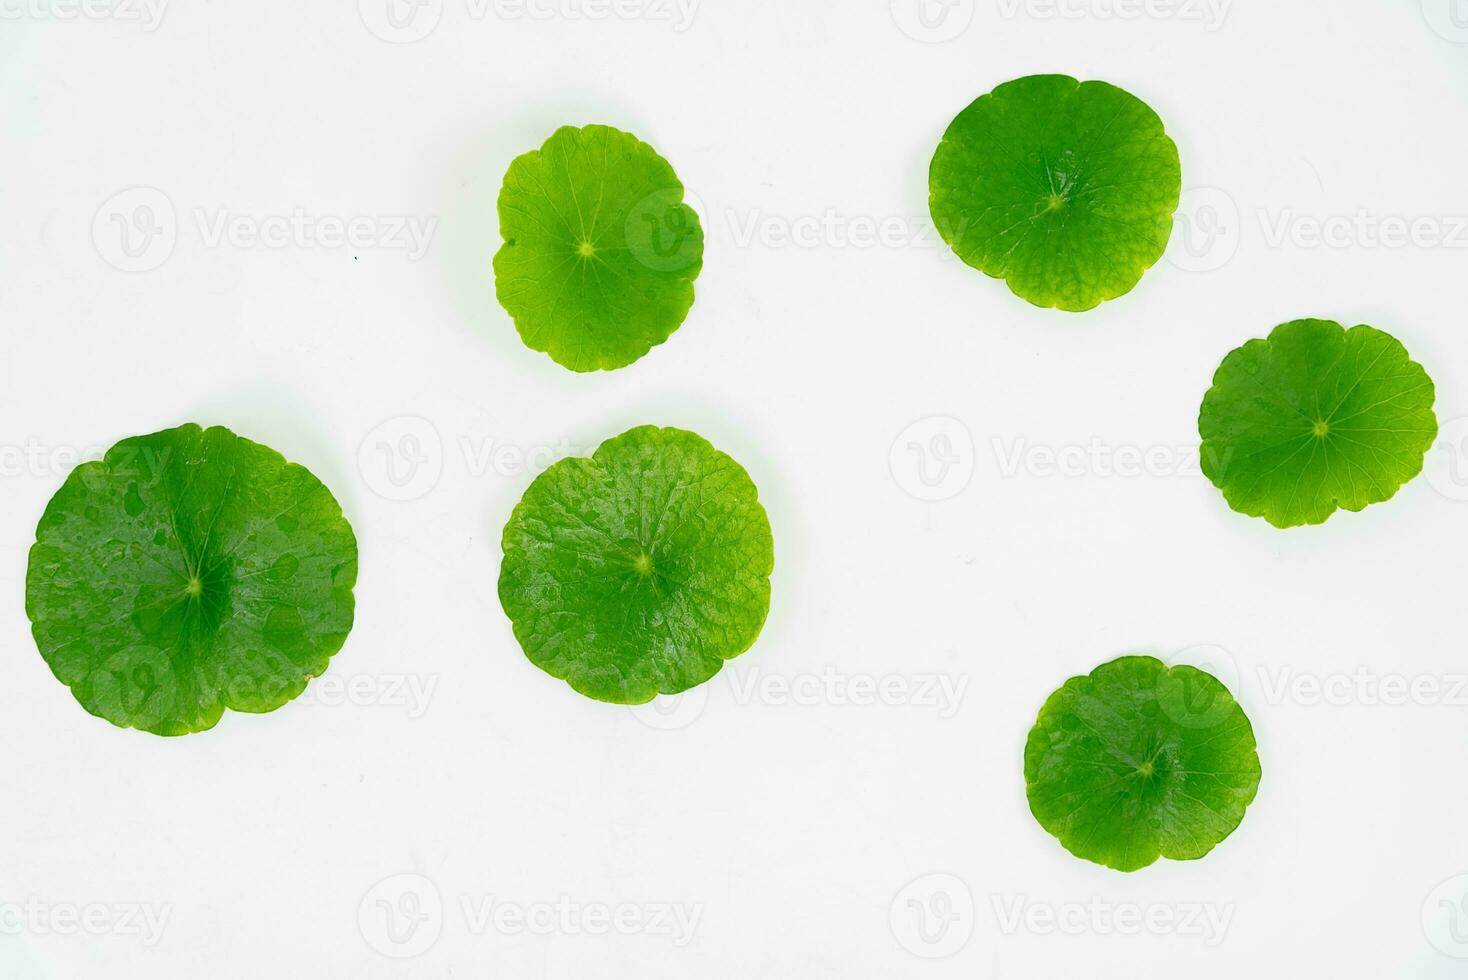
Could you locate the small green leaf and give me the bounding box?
[25,424,358,736]
[1199,318,1438,528]
[928,74,1180,311]
[1025,656,1261,872]
[498,425,773,704]
[493,124,704,372]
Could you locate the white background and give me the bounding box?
[3,1,1468,976]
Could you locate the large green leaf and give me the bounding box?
[1025,656,1261,872]
[928,74,1180,311]
[25,424,358,735]
[498,426,774,704]
[493,124,704,372]
[1199,318,1437,528]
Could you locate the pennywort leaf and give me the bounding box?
[928,74,1180,311]
[1198,318,1437,528]
[25,424,358,736]
[498,425,774,704]
[1024,656,1261,872]
[493,124,704,372]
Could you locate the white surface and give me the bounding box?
[3,2,1468,977]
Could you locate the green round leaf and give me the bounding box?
[25,424,358,736]
[498,425,773,704]
[493,124,704,372]
[928,74,1180,311]
[1199,318,1438,528]
[1024,656,1261,872]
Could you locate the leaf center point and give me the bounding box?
[576,240,596,258]
[1312,420,1330,438]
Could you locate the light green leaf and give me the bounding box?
[498,426,773,704]
[25,424,358,736]
[929,74,1180,311]
[1199,318,1438,528]
[1025,656,1261,872]
[493,124,704,372]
